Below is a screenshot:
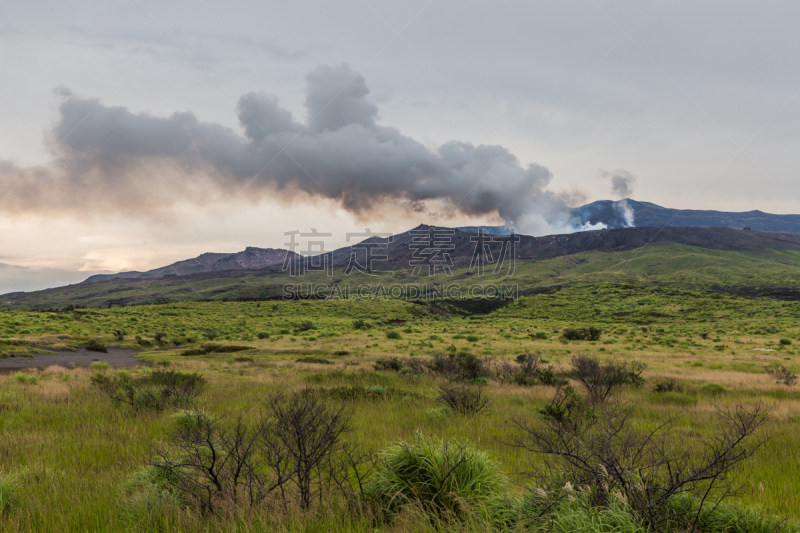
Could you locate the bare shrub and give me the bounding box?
[152,411,285,513]
[494,361,519,384]
[494,354,563,387]
[151,389,369,514]
[514,393,768,530]
[766,364,797,386]
[267,389,351,509]
[436,384,490,416]
[570,355,646,403]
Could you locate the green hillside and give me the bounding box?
[3,244,800,309]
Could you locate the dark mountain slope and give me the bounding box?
[324,225,800,271]
[569,200,800,233]
[83,247,298,284]
[460,200,800,235]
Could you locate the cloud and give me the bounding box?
[0,63,577,230]
[599,168,636,199]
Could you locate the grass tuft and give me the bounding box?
[365,432,507,520]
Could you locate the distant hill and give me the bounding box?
[82,247,298,284]
[459,199,800,235]
[3,224,800,309]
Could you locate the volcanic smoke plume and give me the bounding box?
[0,64,580,230]
[599,168,636,228]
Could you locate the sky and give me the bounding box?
[1,0,800,293]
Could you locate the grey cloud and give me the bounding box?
[304,63,379,132]
[0,64,567,227]
[599,168,636,199]
[238,92,300,141]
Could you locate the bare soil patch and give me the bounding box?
[0,347,141,370]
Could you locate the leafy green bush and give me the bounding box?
[780,338,793,346]
[352,319,372,330]
[561,327,602,341]
[365,433,506,519]
[325,385,419,402]
[135,335,152,347]
[522,491,646,533]
[85,339,107,353]
[91,370,206,411]
[180,344,250,356]
[294,321,315,333]
[700,383,728,395]
[256,331,270,339]
[466,335,480,343]
[374,357,402,371]
[653,377,682,393]
[664,493,792,533]
[14,373,37,385]
[295,356,332,364]
[386,330,402,340]
[429,352,489,381]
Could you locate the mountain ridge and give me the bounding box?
[82,247,298,284]
[458,200,800,237]
[570,199,800,233]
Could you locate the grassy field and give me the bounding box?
[0,285,798,531]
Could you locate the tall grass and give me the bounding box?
[0,474,20,516]
[365,432,507,520]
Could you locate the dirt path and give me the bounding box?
[0,347,142,370]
